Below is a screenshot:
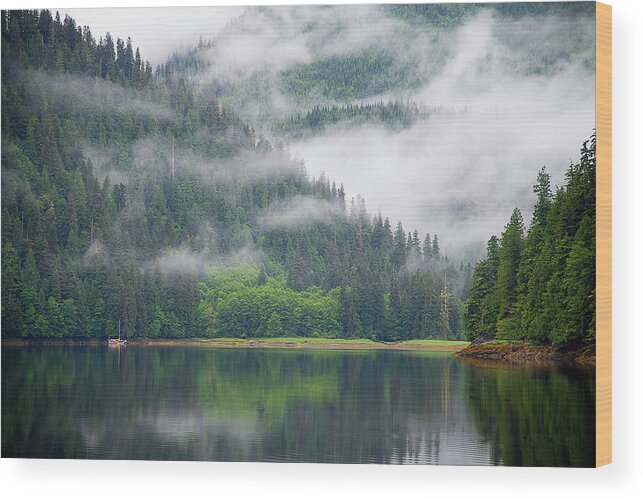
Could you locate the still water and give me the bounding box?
[1,346,595,466]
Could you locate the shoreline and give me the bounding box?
[1,337,470,351]
[454,341,596,366]
[2,337,596,364]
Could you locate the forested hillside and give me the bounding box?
[154,2,595,139]
[464,135,596,345]
[1,10,469,341]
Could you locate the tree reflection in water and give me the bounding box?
[2,347,594,466]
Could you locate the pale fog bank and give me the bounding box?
[291,12,595,259]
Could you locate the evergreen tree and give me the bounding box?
[495,208,524,339]
[432,234,440,260]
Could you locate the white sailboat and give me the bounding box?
[108,319,127,346]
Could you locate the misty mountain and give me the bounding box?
[1,6,597,346]
[1,9,470,342]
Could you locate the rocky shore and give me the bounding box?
[454,341,596,366]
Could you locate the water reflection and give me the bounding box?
[462,359,596,467]
[1,347,594,465]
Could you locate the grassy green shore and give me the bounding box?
[132,337,470,351]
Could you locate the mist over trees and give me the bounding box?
[2,10,471,342]
[172,3,594,260]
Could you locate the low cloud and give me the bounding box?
[82,239,110,267]
[83,144,131,186]
[21,69,176,124]
[257,195,343,229]
[129,136,305,185]
[146,245,265,276]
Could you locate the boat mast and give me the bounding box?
[118,319,121,341]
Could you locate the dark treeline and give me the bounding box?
[272,100,424,140]
[464,135,596,345]
[280,49,422,103]
[2,10,468,341]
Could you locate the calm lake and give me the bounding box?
[1,346,595,466]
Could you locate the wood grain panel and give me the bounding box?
[596,1,612,468]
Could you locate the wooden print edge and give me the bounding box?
[596,1,612,468]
